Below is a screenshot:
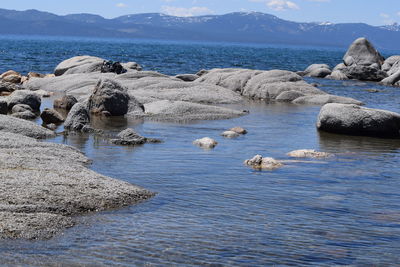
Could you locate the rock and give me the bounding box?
[54,56,104,76]
[121,62,142,71]
[40,108,65,124]
[7,90,41,111]
[175,74,199,82]
[101,60,126,74]
[111,128,161,145]
[11,104,33,114]
[292,95,363,105]
[88,79,131,116]
[64,103,90,131]
[343,38,385,67]
[0,114,55,139]
[333,63,347,71]
[244,155,283,170]
[0,81,23,93]
[28,72,46,79]
[364,89,383,93]
[53,95,78,110]
[139,100,248,122]
[196,69,209,76]
[287,149,332,158]
[0,70,20,79]
[326,70,349,80]
[381,70,400,86]
[3,74,21,84]
[303,64,332,78]
[0,130,154,239]
[11,110,37,120]
[382,55,400,72]
[341,65,388,82]
[317,103,400,138]
[230,127,248,135]
[275,90,305,102]
[35,89,53,98]
[387,60,400,76]
[193,137,218,149]
[221,131,240,138]
[0,100,7,114]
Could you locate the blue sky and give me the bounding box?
[1,0,400,26]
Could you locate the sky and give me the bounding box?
[1,0,400,26]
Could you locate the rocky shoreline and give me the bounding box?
[1,37,400,239]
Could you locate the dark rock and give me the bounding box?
[196,69,209,76]
[101,60,127,75]
[317,103,400,138]
[64,103,90,131]
[0,81,23,93]
[88,79,131,116]
[341,65,388,81]
[7,90,41,111]
[11,104,33,114]
[40,108,65,124]
[0,100,7,114]
[175,74,199,82]
[11,110,38,120]
[111,128,161,145]
[53,95,78,110]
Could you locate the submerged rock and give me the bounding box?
[244,155,283,170]
[64,103,91,131]
[40,108,65,124]
[193,137,218,149]
[287,149,333,158]
[53,95,78,110]
[111,128,161,146]
[317,103,400,138]
[221,130,240,138]
[230,127,248,135]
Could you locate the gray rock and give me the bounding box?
[326,70,349,80]
[343,38,385,67]
[0,81,23,93]
[64,103,90,131]
[387,60,400,76]
[317,103,400,137]
[275,90,305,102]
[54,56,104,76]
[304,64,330,73]
[11,104,33,114]
[221,131,240,138]
[293,95,363,105]
[333,63,347,71]
[303,64,331,78]
[381,70,400,86]
[0,114,55,139]
[196,69,209,76]
[40,108,65,124]
[287,149,332,158]
[0,100,7,114]
[193,137,218,149]
[2,74,21,84]
[88,79,132,116]
[11,110,38,120]
[0,131,154,239]
[121,62,142,71]
[7,90,41,111]
[382,55,400,72]
[341,65,387,82]
[230,127,248,135]
[111,128,161,145]
[175,74,200,82]
[138,100,248,122]
[244,155,283,170]
[100,61,126,75]
[53,95,78,110]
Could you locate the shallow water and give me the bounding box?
[1,36,400,266]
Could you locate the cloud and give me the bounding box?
[116,3,127,8]
[249,0,299,11]
[380,13,390,18]
[161,6,214,17]
[306,0,330,2]
[397,11,400,17]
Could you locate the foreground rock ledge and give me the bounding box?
[0,126,154,240]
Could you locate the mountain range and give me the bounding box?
[1,8,400,50]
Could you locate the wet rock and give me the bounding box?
[12,110,37,120]
[0,114,55,139]
[0,131,154,239]
[287,149,332,158]
[53,95,78,110]
[0,100,7,114]
[40,108,65,124]
[221,130,240,138]
[111,128,161,146]
[292,95,363,105]
[175,74,199,82]
[101,60,126,75]
[244,155,283,170]
[193,137,218,149]
[341,65,387,82]
[343,38,385,67]
[230,127,248,135]
[11,104,33,114]
[54,56,104,76]
[317,103,400,138]
[64,103,90,131]
[88,79,131,116]
[7,90,41,111]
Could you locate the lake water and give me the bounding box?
[1,35,400,266]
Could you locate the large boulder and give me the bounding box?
[40,108,65,124]
[7,90,41,111]
[88,79,132,116]
[303,64,332,78]
[341,65,387,82]
[53,95,78,110]
[382,56,400,72]
[54,56,104,76]
[343,37,385,67]
[64,103,90,131]
[0,114,55,139]
[317,103,400,138]
[381,70,400,86]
